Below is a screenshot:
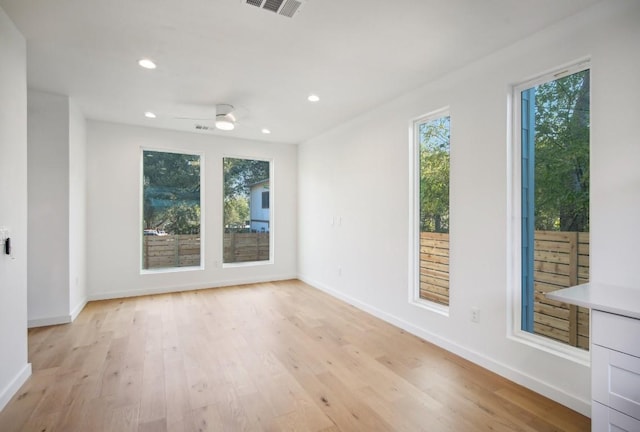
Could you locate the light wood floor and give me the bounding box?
[0,280,589,431]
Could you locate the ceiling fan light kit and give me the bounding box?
[215,114,235,131]
[215,104,236,131]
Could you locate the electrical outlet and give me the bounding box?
[0,227,11,257]
[471,307,480,323]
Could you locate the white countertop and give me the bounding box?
[547,283,640,319]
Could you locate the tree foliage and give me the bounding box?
[143,151,201,234]
[533,70,589,232]
[164,203,201,234]
[143,151,200,189]
[223,158,269,197]
[224,196,249,229]
[419,116,450,233]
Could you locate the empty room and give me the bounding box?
[1,0,639,430]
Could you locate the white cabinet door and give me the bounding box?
[592,345,640,421]
[593,401,640,432]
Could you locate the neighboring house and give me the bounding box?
[249,179,269,232]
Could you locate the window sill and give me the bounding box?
[222,259,273,269]
[141,265,204,275]
[508,328,590,367]
[409,297,450,317]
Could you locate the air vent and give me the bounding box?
[263,0,283,13]
[195,124,212,131]
[279,0,301,17]
[243,0,306,18]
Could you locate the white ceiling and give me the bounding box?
[1,0,600,144]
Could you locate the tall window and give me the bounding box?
[413,110,450,307]
[223,157,271,264]
[142,150,201,270]
[517,63,590,350]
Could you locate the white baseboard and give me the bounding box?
[0,363,31,411]
[298,274,591,417]
[88,274,298,301]
[28,315,71,328]
[70,298,87,322]
[27,298,88,328]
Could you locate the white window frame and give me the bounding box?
[409,107,451,316]
[222,155,274,268]
[140,147,205,274]
[507,59,590,365]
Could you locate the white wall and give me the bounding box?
[0,6,31,410]
[27,90,70,326]
[86,121,297,299]
[69,99,87,319]
[27,90,88,327]
[298,0,640,416]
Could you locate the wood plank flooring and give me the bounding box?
[0,280,590,431]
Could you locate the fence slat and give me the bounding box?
[143,234,201,269]
[419,232,449,306]
[223,232,270,263]
[418,230,590,348]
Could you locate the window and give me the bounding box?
[515,62,590,351]
[411,109,450,309]
[142,150,202,270]
[223,157,271,263]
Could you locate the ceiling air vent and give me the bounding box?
[195,124,212,131]
[244,0,306,18]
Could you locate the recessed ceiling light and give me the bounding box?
[261,128,271,134]
[138,58,157,69]
[144,112,156,119]
[307,94,320,102]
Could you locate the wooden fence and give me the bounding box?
[143,233,269,268]
[420,230,590,348]
[143,234,200,269]
[223,232,270,263]
[533,231,590,349]
[419,232,450,305]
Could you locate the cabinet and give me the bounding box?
[546,283,640,432]
[592,402,640,431]
[592,311,640,430]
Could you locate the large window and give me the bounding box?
[223,157,271,264]
[412,110,451,309]
[142,150,202,270]
[516,63,590,350]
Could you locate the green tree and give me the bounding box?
[143,151,200,189]
[533,70,589,232]
[143,151,201,231]
[420,117,450,233]
[223,158,269,198]
[224,196,249,229]
[164,204,201,234]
